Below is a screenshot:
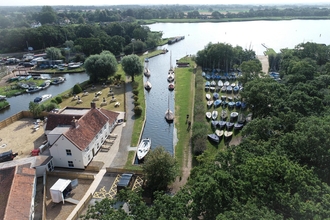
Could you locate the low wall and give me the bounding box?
[71,193,93,220]
[47,171,95,180]
[106,167,144,175]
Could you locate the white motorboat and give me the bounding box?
[0,95,6,101]
[206,111,212,119]
[34,94,52,103]
[206,93,211,100]
[137,138,151,160]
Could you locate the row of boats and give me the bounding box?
[206,93,247,109]
[22,77,65,93]
[205,80,243,93]
[202,71,241,81]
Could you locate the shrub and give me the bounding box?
[73,84,83,94]
[132,81,139,89]
[132,89,139,96]
[134,95,139,101]
[55,96,62,104]
[134,105,143,115]
[50,99,58,104]
[134,101,140,106]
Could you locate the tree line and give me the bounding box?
[1,4,330,29]
[0,19,162,57]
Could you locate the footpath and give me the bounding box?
[66,81,135,220]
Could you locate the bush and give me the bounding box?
[134,95,139,101]
[73,84,83,94]
[132,81,139,89]
[134,105,143,115]
[51,99,58,104]
[132,89,139,96]
[45,103,58,112]
[134,101,140,106]
[55,96,62,104]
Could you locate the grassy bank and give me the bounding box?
[173,57,195,168]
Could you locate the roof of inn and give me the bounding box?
[63,108,119,151]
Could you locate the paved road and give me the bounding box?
[110,81,135,168]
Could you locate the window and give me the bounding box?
[88,154,91,161]
[66,149,72,156]
[97,143,100,149]
[96,134,99,139]
[68,161,74,167]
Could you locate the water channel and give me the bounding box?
[1,20,330,155]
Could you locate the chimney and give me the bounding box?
[71,116,78,128]
[91,102,96,109]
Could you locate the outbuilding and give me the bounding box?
[50,178,72,204]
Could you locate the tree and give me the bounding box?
[121,54,144,82]
[84,51,118,83]
[38,6,57,25]
[45,47,62,60]
[142,146,178,192]
[240,59,263,84]
[29,101,42,118]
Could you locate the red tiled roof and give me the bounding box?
[45,113,82,131]
[4,164,35,220]
[64,108,118,151]
[0,167,15,219]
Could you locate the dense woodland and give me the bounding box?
[82,41,330,219]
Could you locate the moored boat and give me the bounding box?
[215,129,224,137]
[0,95,6,101]
[208,133,219,143]
[26,86,42,93]
[219,120,226,129]
[218,80,223,87]
[34,94,52,103]
[230,111,239,119]
[207,100,214,108]
[168,83,175,91]
[144,81,152,90]
[206,93,211,100]
[212,110,218,120]
[213,99,222,108]
[234,123,244,130]
[224,131,233,138]
[144,68,151,77]
[221,110,227,120]
[226,122,234,130]
[206,111,212,119]
[137,138,151,160]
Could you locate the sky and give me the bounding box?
[0,0,329,7]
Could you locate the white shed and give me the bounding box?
[50,178,72,203]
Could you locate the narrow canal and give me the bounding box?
[140,51,176,155]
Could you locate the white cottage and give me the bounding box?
[46,103,119,169]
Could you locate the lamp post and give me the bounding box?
[131,38,135,54]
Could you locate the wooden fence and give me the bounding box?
[0,110,49,130]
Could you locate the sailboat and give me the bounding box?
[168,51,175,82]
[165,93,174,123]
